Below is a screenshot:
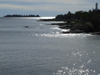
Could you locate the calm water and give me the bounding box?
[0,17,100,75]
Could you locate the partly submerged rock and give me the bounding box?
[24,26,29,28]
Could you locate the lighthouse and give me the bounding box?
[95,2,98,10]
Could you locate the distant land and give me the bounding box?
[4,14,40,17]
[40,3,100,35]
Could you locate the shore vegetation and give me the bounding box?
[41,10,100,34]
[4,14,40,17]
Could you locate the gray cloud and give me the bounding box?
[0,0,90,12]
[0,0,98,16]
[1,0,87,4]
[0,3,91,12]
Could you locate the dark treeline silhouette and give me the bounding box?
[40,3,100,34]
[54,9,100,33]
[4,14,40,17]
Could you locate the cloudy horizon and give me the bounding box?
[0,0,100,17]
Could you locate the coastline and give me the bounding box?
[39,9,100,35]
[40,20,100,35]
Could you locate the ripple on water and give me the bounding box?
[53,67,98,75]
[53,50,100,75]
[33,33,91,38]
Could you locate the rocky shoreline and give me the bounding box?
[39,9,100,35]
[44,22,100,35]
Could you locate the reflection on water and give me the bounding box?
[33,33,91,38]
[53,50,100,75]
[51,36,100,75]
[33,31,100,75]
[0,18,100,75]
[51,27,70,32]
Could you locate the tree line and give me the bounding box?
[55,10,100,32]
[4,14,40,17]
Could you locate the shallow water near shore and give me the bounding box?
[0,17,100,75]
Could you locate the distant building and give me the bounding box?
[95,2,98,11]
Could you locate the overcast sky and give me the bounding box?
[0,0,100,17]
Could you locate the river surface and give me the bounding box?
[0,17,100,75]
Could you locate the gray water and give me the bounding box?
[0,17,100,75]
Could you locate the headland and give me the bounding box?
[40,3,100,35]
